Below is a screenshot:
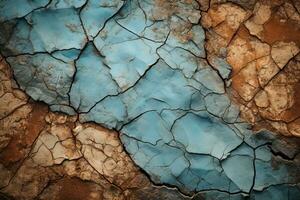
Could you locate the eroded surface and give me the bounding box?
[0,0,300,199]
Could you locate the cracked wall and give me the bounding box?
[0,0,300,200]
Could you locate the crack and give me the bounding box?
[0,122,46,190]
[79,57,160,115]
[92,0,127,40]
[0,0,53,24]
[269,147,298,161]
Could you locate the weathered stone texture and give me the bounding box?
[0,0,300,199]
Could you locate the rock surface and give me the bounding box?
[0,0,300,199]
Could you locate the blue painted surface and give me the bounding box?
[0,0,50,21]
[0,0,299,199]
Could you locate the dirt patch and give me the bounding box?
[0,102,48,166]
[55,178,94,200]
[263,16,300,46]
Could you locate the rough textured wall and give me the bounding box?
[0,0,300,200]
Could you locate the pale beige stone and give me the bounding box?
[32,145,54,166]
[63,159,102,183]
[45,112,68,124]
[270,121,290,136]
[52,140,82,164]
[202,3,248,59]
[245,21,264,37]
[51,125,72,140]
[264,85,289,116]
[253,3,272,24]
[39,132,59,149]
[254,90,269,108]
[244,2,271,38]
[0,93,26,118]
[256,56,279,87]
[232,62,259,101]
[271,41,300,69]
[104,158,117,171]
[227,37,270,72]
[104,145,114,157]
[77,127,108,146]
[288,119,300,137]
[82,145,106,173]
[283,3,300,21]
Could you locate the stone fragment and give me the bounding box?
[271,41,300,69]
